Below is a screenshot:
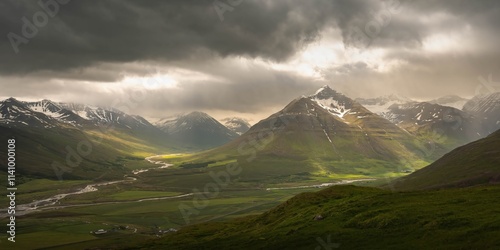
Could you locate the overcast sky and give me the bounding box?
[1,0,499,123]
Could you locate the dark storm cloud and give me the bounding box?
[0,0,338,76]
[1,0,500,119]
[0,0,424,77]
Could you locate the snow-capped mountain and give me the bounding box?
[0,98,59,128]
[384,102,483,142]
[25,99,91,125]
[310,86,356,119]
[0,97,176,180]
[356,94,412,117]
[221,117,251,135]
[155,111,239,150]
[58,102,155,130]
[306,86,398,125]
[202,85,432,177]
[1,97,163,133]
[463,92,500,134]
[428,95,469,110]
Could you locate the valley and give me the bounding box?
[2,2,500,249]
[1,86,499,249]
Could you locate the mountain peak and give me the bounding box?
[222,117,251,135]
[307,86,359,119]
[5,97,19,103]
[314,85,337,96]
[187,111,209,117]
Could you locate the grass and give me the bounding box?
[0,187,315,249]
[138,185,500,250]
[108,191,182,200]
[2,129,495,249]
[0,125,178,181]
[391,129,500,190]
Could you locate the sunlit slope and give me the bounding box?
[162,86,435,181]
[0,125,178,180]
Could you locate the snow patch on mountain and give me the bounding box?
[312,97,351,118]
[221,117,251,135]
[310,85,353,119]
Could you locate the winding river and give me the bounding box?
[0,155,177,218]
[1,155,376,218]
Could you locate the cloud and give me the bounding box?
[0,0,342,76]
[1,0,500,120]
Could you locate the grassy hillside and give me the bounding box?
[148,98,434,184]
[390,129,500,191]
[136,185,500,250]
[0,125,178,181]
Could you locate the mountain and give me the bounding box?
[383,102,483,146]
[155,111,239,150]
[391,128,500,191]
[429,95,469,109]
[463,92,500,135]
[356,94,412,117]
[179,86,433,182]
[25,99,91,126]
[221,117,251,135]
[0,98,61,128]
[0,98,176,180]
[57,102,159,130]
[22,99,162,131]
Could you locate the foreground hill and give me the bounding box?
[390,129,500,191]
[135,185,500,249]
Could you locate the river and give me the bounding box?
[0,155,176,218]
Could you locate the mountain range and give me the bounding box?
[165,86,500,184]
[383,101,483,145]
[178,86,439,182]
[2,88,500,249]
[2,88,499,181]
[359,92,500,148]
[463,92,500,135]
[0,98,248,179]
